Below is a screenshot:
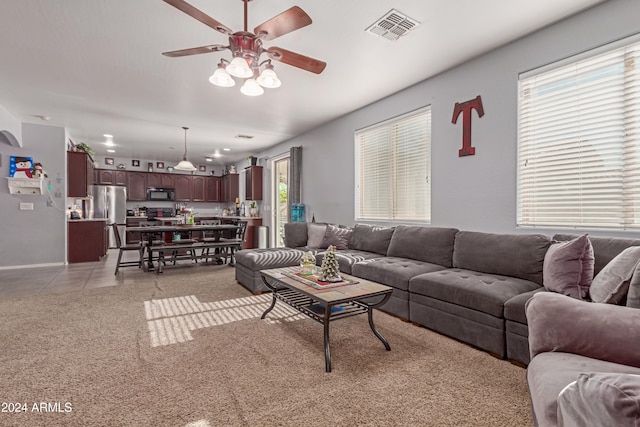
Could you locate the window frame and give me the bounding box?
[516,33,640,230]
[354,106,431,224]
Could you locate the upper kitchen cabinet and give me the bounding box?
[67,151,95,197]
[147,173,175,189]
[244,166,263,200]
[95,169,126,186]
[192,175,206,202]
[126,172,147,201]
[174,175,192,202]
[221,173,239,202]
[206,176,221,202]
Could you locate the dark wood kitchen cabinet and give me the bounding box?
[67,151,95,197]
[206,176,221,202]
[95,169,126,186]
[68,219,108,263]
[192,175,206,202]
[147,173,175,189]
[126,172,147,201]
[244,166,263,200]
[174,175,192,201]
[221,173,239,202]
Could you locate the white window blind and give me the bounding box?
[355,107,431,222]
[517,36,640,229]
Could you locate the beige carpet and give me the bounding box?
[0,265,533,426]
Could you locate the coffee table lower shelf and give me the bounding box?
[259,270,392,372]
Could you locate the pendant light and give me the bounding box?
[174,127,197,171]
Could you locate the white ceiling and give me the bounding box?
[0,0,606,167]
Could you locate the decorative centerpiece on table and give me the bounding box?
[318,245,341,282]
[299,251,316,275]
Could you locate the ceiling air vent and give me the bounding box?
[234,134,254,140]
[365,9,420,41]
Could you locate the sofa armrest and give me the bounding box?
[526,292,640,368]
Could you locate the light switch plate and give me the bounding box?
[20,203,34,210]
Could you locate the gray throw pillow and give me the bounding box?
[306,223,328,249]
[557,373,640,427]
[590,246,640,304]
[542,234,594,300]
[627,262,640,309]
[319,224,352,250]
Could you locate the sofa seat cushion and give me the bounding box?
[504,288,547,324]
[409,269,540,318]
[351,257,447,291]
[315,249,380,275]
[234,248,307,271]
[528,352,640,427]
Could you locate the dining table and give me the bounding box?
[125,223,241,271]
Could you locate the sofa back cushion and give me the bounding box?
[387,225,459,267]
[284,222,308,248]
[553,234,640,275]
[453,231,550,285]
[349,224,395,256]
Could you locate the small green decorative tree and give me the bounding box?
[320,245,341,282]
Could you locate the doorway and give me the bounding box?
[272,154,289,247]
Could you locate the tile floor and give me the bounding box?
[0,249,216,299]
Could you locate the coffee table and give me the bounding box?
[259,266,393,372]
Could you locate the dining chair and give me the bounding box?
[219,220,247,265]
[113,223,144,274]
[200,219,223,263]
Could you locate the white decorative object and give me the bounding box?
[7,177,44,195]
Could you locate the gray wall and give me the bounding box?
[257,0,640,238]
[0,123,67,267]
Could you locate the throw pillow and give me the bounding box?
[542,234,594,300]
[557,373,640,427]
[590,246,640,304]
[306,223,328,249]
[627,261,640,309]
[319,224,352,250]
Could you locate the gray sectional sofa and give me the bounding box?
[234,222,640,365]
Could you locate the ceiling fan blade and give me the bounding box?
[163,0,233,35]
[254,6,312,41]
[266,46,326,74]
[162,44,228,57]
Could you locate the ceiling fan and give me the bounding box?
[162,0,326,95]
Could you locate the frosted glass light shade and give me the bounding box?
[226,57,253,78]
[257,68,281,88]
[174,159,197,171]
[209,67,235,87]
[240,78,264,96]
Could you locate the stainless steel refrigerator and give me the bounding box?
[86,185,127,248]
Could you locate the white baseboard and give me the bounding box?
[0,262,66,271]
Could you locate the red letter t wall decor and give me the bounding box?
[452,95,484,157]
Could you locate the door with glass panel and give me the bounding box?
[273,155,289,247]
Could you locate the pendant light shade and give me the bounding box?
[226,57,253,78]
[240,78,265,96]
[174,127,197,171]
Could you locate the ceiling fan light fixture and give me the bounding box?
[257,65,281,88]
[240,78,265,96]
[227,57,253,78]
[174,127,198,171]
[209,63,235,87]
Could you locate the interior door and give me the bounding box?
[272,155,289,247]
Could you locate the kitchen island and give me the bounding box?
[68,219,108,263]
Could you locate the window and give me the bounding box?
[355,107,431,222]
[517,35,640,229]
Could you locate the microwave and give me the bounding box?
[147,187,175,201]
